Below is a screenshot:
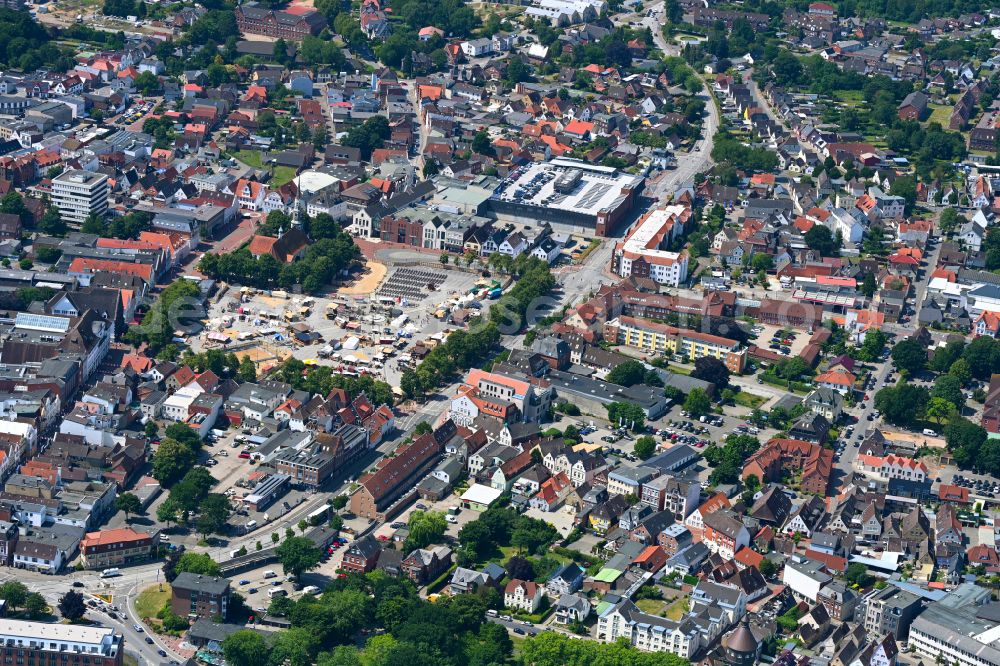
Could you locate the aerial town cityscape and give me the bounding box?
[3,0,1000,664]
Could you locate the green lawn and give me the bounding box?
[135,584,171,620]
[233,150,264,169]
[927,104,952,126]
[664,597,688,620]
[668,365,691,376]
[635,599,668,615]
[832,90,865,108]
[734,391,767,409]
[635,596,688,619]
[232,150,297,187]
[271,166,297,187]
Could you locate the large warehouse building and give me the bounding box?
[488,158,642,236]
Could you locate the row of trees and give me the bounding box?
[197,225,360,295]
[400,258,555,398]
[274,358,395,407]
[80,210,153,240]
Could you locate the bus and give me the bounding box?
[307,504,330,526]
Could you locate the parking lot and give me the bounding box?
[748,323,811,358]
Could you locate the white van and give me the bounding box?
[267,588,287,599]
[301,585,320,596]
[101,568,121,578]
[245,520,258,531]
[263,570,277,579]
[922,428,938,437]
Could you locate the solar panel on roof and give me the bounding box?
[14,313,70,333]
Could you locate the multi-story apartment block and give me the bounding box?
[603,317,747,373]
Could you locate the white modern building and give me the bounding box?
[597,598,701,658]
[910,584,1000,666]
[613,205,691,287]
[0,619,123,664]
[51,169,109,225]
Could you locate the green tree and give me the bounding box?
[633,435,656,459]
[471,129,493,156]
[891,338,927,375]
[152,438,198,487]
[932,374,965,410]
[222,630,269,666]
[0,582,27,611]
[58,590,86,622]
[404,511,447,552]
[925,397,957,425]
[606,401,645,431]
[196,494,232,538]
[237,356,257,383]
[156,497,178,528]
[690,356,730,390]
[683,388,711,417]
[276,536,322,580]
[174,552,221,577]
[24,593,47,619]
[804,224,837,256]
[38,207,67,237]
[115,492,142,522]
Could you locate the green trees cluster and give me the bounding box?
[606,360,662,387]
[711,132,779,174]
[152,424,204,485]
[102,0,143,18]
[141,116,177,150]
[457,504,559,565]
[890,338,928,375]
[198,224,360,294]
[275,358,394,406]
[0,9,74,72]
[520,632,689,666]
[157,464,231,538]
[945,417,1000,473]
[80,210,153,240]
[704,434,760,484]
[341,116,391,160]
[185,10,239,46]
[224,570,511,666]
[125,279,202,355]
[874,381,930,428]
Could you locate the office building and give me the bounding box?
[51,170,109,225]
[0,619,123,666]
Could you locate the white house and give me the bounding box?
[782,558,832,602]
[504,579,542,612]
[461,38,494,57]
[854,454,928,483]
